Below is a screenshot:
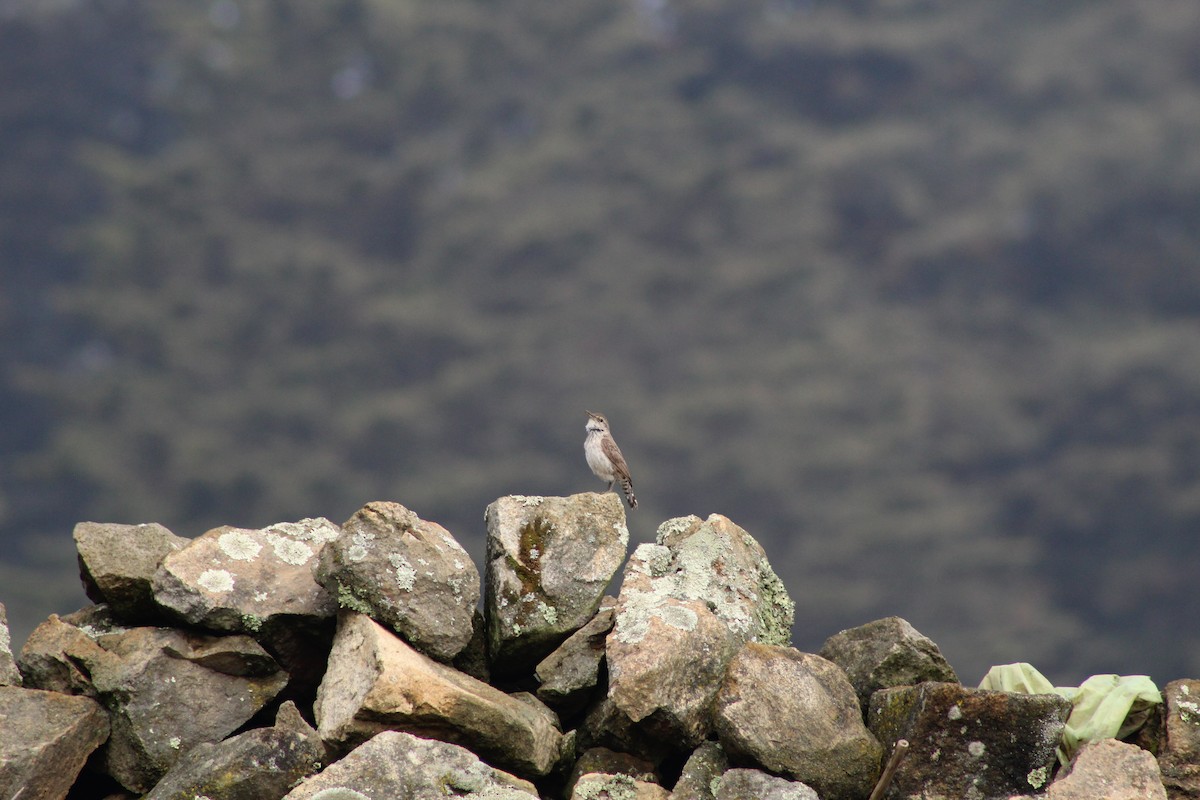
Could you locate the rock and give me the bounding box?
[142,701,325,800]
[669,741,729,800]
[314,611,566,779]
[0,686,109,800]
[579,696,677,763]
[818,616,958,711]
[17,607,124,696]
[74,521,189,622]
[1028,738,1167,800]
[316,501,478,661]
[153,517,340,634]
[484,493,629,675]
[868,681,1070,800]
[566,747,659,797]
[89,626,289,792]
[607,596,739,749]
[713,769,820,800]
[281,730,539,799]
[1,602,22,686]
[571,773,670,800]
[713,643,882,800]
[453,607,492,683]
[1155,679,1200,799]
[535,598,615,714]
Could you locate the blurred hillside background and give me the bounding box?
[3,0,1200,685]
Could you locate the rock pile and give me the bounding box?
[0,493,1192,799]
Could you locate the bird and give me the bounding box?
[584,410,637,509]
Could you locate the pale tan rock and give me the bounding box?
[315,611,566,778]
[1039,738,1167,799]
[0,603,18,686]
[0,686,109,800]
[74,521,189,621]
[571,773,670,800]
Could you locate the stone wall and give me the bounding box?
[0,493,1190,799]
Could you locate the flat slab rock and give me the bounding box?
[484,493,629,675]
[0,686,109,800]
[868,681,1070,800]
[317,501,480,662]
[282,730,539,800]
[315,611,566,779]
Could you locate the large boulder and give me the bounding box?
[142,701,325,800]
[314,611,566,779]
[484,493,629,675]
[868,681,1070,800]
[316,501,479,662]
[0,686,109,800]
[281,731,539,800]
[74,521,189,622]
[713,643,882,800]
[818,616,958,711]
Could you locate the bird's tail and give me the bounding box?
[620,477,637,509]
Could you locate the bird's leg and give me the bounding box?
[606,481,614,492]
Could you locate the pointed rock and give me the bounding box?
[868,681,1070,800]
[316,501,479,661]
[315,611,566,779]
[142,701,325,800]
[281,731,539,799]
[535,598,615,714]
[74,521,189,622]
[1,602,22,686]
[153,518,340,634]
[89,626,288,792]
[484,493,629,676]
[669,741,729,800]
[819,616,958,711]
[714,643,882,800]
[0,686,109,800]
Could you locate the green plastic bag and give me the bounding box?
[979,662,1161,764]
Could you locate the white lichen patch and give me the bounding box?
[347,531,376,562]
[630,543,671,577]
[253,591,268,602]
[389,553,416,591]
[1178,698,1200,724]
[265,517,340,545]
[197,569,235,593]
[967,741,986,757]
[266,533,314,566]
[612,589,699,645]
[519,495,544,507]
[537,601,558,626]
[218,530,263,561]
[528,547,540,560]
[948,704,964,721]
[309,789,372,800]
[1027,766,1049,788]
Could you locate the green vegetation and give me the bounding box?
[2,0,1200,683]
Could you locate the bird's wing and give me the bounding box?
[602,436,632,481]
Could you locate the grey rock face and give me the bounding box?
[0,602,22,686]
[713,643,882,800]
[868,681,1070,800]
[668,742,728,800]
[314,611,566,779]
[1037,738,1167,799]
[316,501,479,662]
[535,598,615,713]
[281,731,539,800]
[0,686,109,800]
[74,521,189,622]
[89,626,288,792]
[713,769,820,800]
[143,701,325,800]
[819,616,959,711]
[484,493,629,675]
[153,518,340,634]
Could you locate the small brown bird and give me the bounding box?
[584,410,637,509]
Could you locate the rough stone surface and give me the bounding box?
[17,607,124,696]
[669,742,729,800]
[713,769,820,800]
[1028,738,1168,800]
[609,596,739,749]
[153,517,340,634]
[0,602,23,686]
[566,747,658,798]
[484,493,629,675]
[281,730,539,799]
[316,501,479,661]
[571,773,670,800]
[142,701,325,800]
[579,696,678,763]
[536,598,615,713]
[819,616,959,710]
[0,686,110,800]
[74,521,190,621]
[713,643,882,800]
[90,626,288,792]
[868,681,1070,800]
[1156,679,1200,799]
[315,611,566,779]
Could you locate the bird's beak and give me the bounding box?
[585,410,596,417]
